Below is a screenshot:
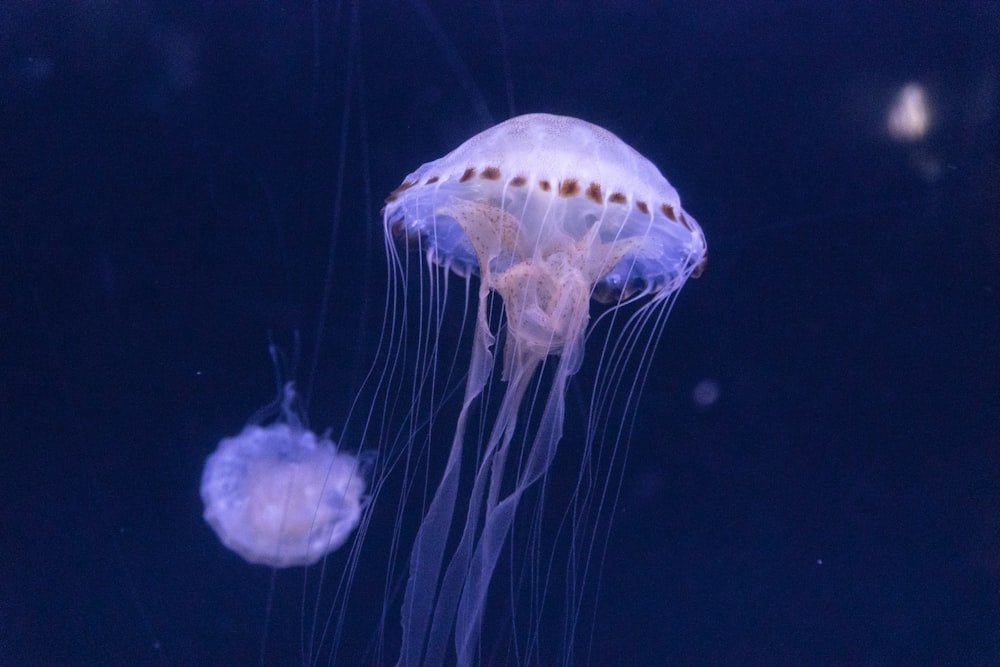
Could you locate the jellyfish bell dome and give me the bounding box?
[385,112,708,311]
[200,385,368,568]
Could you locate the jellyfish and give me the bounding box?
[382,113,707,666]
[200,382,368,568]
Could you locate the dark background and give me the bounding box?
[3,1,999,665]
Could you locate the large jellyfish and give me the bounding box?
[383,113,707,666]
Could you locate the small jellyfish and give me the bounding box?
[383,113,707,665]
[200,382,367,568]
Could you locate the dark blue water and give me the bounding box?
[3,2,998,665]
